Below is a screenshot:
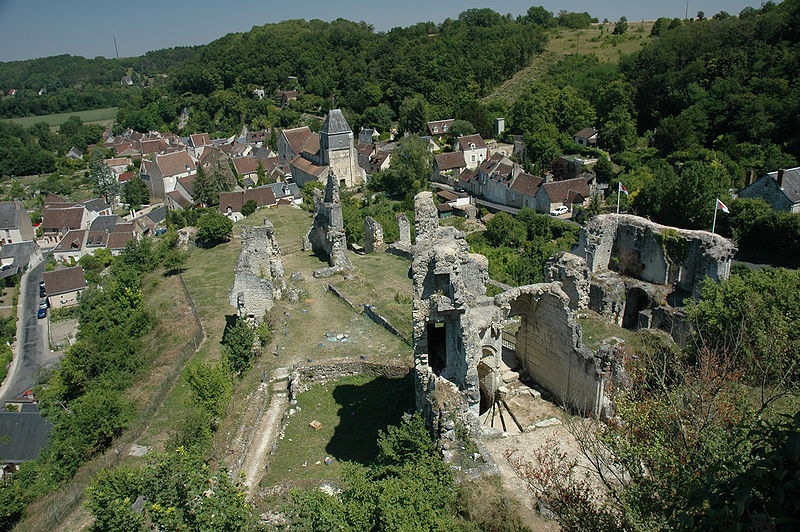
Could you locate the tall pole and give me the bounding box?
[113,34,119,59]
[616,182,621,214]
[711,200,719,233]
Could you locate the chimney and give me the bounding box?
[777,168,785,188]
[745,169,754,187]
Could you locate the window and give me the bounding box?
[471,155,476,162]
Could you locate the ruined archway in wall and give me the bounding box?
[622,287,649,330]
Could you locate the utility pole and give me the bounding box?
[113,34,119,59]
[685,2,689,19]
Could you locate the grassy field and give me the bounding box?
[487,20,655,103]
[259,373,413,488]
[3,106,118,128]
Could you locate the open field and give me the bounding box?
[3,106,118,128]
[487,20,654,103]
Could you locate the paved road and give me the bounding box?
[0,257,60,402]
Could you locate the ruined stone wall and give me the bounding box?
[544,252,590,310]
[230,218,284,322]
[577,214,735,297]
[363,216,386,253]
[306,173,352,277]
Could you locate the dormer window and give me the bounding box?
[469,143,476,149]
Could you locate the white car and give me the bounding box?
[550,206,569,216]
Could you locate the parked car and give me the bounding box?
[550,205,569,216]
[37,308,47,319]
[39,299,48,310]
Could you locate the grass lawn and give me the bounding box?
[0,284,18,319]
[260,373,413,488]
[3,107,118,129]
[578,309,646,351]
[487,21,654,103]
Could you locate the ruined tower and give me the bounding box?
[230,218,285,323]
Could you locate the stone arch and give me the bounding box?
[622,287,650,330]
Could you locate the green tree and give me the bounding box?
[240,199,257,217]
[398,95,429,135]
[523,6,554,26]
[484,212,526,247]
[221,319,256,375]
[369,135,432,201]
[612,16,628,34]
[122,176,149,211]
[185,361,232,420]
[593,157,614,182]
[196,211,233,247]
[89,155,119,205]
[192,165,216,207]
[255,160,268,186]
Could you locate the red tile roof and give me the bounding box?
[155,151,196,177]
[457,134,486,151]
[107,232,136,250]
[510,173,544,196]
[53,230,86,252]
[218,187,277,214]
[282,127,319,155]
[435,152,466,171]
[190,133,212,147]
[233,156,260,176]
[541,177,591,204]
[42,206,84,232]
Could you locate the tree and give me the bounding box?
[612,16,628,35]
[192,165,216,207]
[89,155,119,205]
[650,17,670,36]
[255,160,268,186]
[369,135,432,201]
[696,11,705,20]
[221,319,256,375]
[484,212,526,247]
[523,6,554,26]
[240,199,257,217]
[122,176,149,211]
[447,119,476,140]
[196,211,233,247]
[593,157,614,182]
[398,95,429,135]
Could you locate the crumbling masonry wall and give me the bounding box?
[230,219,285,322]
[305,173,352,277]
[412,192,614,432]
[363,216,386,253]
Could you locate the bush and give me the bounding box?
[196,212,233,247]
[240,199,257,217]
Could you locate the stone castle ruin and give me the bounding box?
[412,192,617,435]
[363,216,386,253]
[546,214,736,341]
[304,173,352,277]
[230,219,285,323]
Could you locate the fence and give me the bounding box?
[502,330,517,351]
[20,273,204,532]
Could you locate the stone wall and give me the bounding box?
[544,251,590,310]
[306,173,352,277]
[229,218,284,322]
[363,216,386,253]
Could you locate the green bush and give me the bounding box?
[196,211,233,247]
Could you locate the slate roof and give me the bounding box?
[321,109,352,135]
[89,215,121,233]
[0,201,22,228]
[0,411,52,463]
[80,198,110,213]
[0,241,36,278]
[42,266,86,295]
[265,182,300,199]
[574,127,599,139]
[219,186,277,214]
[510,173,544,196]
[458,134,486,151]
[146,206,167,224]
[767,167,800,203]
[435,152,466,171]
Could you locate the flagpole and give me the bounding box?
[711,199,718,233]
[616,182,621,214]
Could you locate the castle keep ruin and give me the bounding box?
[546,214,736,339]
[230,219,285,323]
[304,173,352,277]
[412,192,616,432]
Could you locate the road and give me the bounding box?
[0,256,61,402]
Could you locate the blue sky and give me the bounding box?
[0,0,759,62]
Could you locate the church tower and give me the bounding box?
[319,109,365,187]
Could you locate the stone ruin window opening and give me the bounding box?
[622,287,649,330]
[339,178,346,188]
[434,273,452,299]
[426,322,448,376]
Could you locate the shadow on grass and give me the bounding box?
[326,374,413,465]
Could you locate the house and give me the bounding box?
[573,127,599,148]
[188,133,212,158]
[66,147,83,160]
[142,151,196,199]
[460,153,543,210]
[427,119,455,137]
[42,266,87,309]
[534,176,593,214]
[455,134,488,170]
[278,126,318,166]
[53,229,87,262]
[252,88,266,99]
[357,141,396,176]
[264,182,302,205]
[175,175,197,204]
[79,198,112,225]
[0,408,52,482]
[0,200,35,245]
[40,205,85,247]
[246,129,271,147]
[113,142,141,157]
[218,186,277,222]
[165,190,191,210]
[508,173,544,210]
[106,231,137,255]
[738,167,800,213]
[104,157,132,178]
[139,138,169,156]
[0,241,40,279]
[232,156,261,183]
[432,152,466,185]
[287,110,366,188]
[278,90,297,106]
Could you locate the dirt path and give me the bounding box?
[240,385,288,492]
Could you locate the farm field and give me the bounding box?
[3,106,118,128]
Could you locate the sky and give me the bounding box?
[0,0,761,62]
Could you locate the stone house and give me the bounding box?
[460,153,543,209]
[66,147,83,160]
[40,204,86,247]
[573,127,599,148]
[432,152,466,185]
[232,156,261,183]
[53,229,87,262]
[278,89,297,106]
[165,190,191,210]
[0,200,35,245]
[534,176,593,214]
[188,133,212,158]
[0,241,40,280]
[142,151,196,199]
[738,167,800,212]
[278,126,317,166]
[455,134,488,170]
[103,157,133,178]
[219,186,277,222]
[42,266,87,309]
